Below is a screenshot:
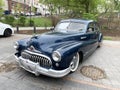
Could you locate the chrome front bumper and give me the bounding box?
[16,56,71,78]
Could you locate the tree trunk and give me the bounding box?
[85,2,89,13]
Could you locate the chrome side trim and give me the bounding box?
[57,42,81,50]
[81,36,87,39]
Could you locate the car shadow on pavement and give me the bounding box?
[0,35,12,38]
[0,35,5,38]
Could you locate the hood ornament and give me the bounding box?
[28,45,42,53]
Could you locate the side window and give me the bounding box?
[87,22,95,33]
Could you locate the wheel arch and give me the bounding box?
[4,28,12,36]
[5,28,12,33]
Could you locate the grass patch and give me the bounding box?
[103,36,113,40]
[26,17,52,27]
[1,16,52,27]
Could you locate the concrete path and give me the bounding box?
[13,27,52,31]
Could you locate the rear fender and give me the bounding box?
[99,33,103,42]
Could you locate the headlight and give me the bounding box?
[52,51,61,62]
[14,42,19,49]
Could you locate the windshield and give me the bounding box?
[55,21,86,32]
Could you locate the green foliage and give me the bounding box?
[41,0,120,17]
[14,3,22,14]
[18,16,26,26]
[114,0,120,11]
[1,14,52,27]
[29,19,34,26]
[27,17,52,27]
[0,0,4,6]
[99,0,114,13]
[4,15,15,26]
[99,0,120,13]
[42,0,101,17]
[0,8,3,21]
[103,36,112,40]
[32,7,37,13]
[82,13,98,21]
[0,0,4,21]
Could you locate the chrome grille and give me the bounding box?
[21,51,52,68]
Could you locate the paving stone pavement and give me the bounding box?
[0,34,120,90]
[74,40,120,89]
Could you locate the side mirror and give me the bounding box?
[50,28,54,31]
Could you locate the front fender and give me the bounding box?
[15,38,30,56]
[55,42,84,69]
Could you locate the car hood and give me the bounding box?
[28,31,84,55]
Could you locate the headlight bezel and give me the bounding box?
[14,42,19,49]
[52,51,61,62]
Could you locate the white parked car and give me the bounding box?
[0,22,14,37]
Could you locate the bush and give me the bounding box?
[82,13,98,21]
[31,17,52,27]
[18,16,26,26]
[4,15,15,26]
[29,20,34,26]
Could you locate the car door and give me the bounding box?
[85,22,98,54]
[94,22,101,42]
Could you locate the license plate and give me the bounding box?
[20,59,36,72]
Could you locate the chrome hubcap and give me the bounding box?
[70,53,80,72]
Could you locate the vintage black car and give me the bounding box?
[14,19,103,78]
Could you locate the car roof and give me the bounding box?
[60,19,94,24]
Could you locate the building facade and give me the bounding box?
[3,0,39,14]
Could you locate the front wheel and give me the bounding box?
[4,29,12,37]
[70,52,80,72]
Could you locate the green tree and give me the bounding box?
[113,0,120,12]
[40,0,101,17]
[18,16,26,26]
[14,3,22,15]
[99,0,115,13]
[4,15,15,26]
[0,0,4,21]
